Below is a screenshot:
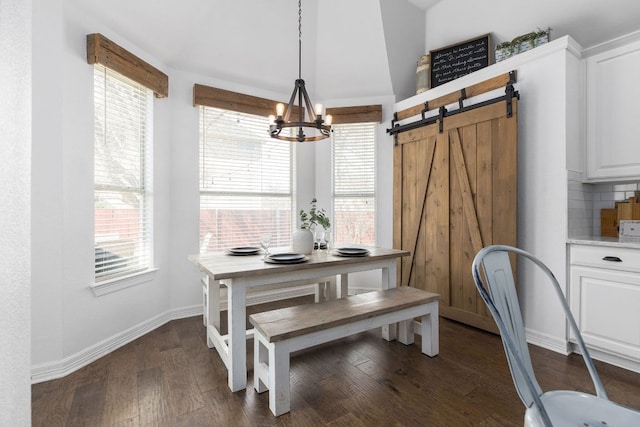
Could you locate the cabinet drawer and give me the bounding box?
[570,244,640,272]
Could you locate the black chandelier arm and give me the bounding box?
[299,80,317,123]
[283,85,298,123]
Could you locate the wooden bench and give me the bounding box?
[249,286,440,416]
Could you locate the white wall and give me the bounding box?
[31,2,176,378]
[379,0,426,101]
[31,0,64,376]
[425,0,640,53]
[1,0,32,424]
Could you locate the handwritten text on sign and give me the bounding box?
[430,35,491,88]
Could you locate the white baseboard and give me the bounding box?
[569,343,640,374]
[525,328,571,355]
[31,287,316,384]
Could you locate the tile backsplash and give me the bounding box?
[567,170,640,237]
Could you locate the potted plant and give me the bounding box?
[495,27,551,62]
[293,198,330,254]
[299,198,331,230]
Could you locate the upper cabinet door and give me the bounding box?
[586,39,640,182]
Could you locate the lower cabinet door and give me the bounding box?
[570,266,640,361]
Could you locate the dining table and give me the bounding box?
[189,246,410,392]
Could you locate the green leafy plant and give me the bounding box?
[496,27,551,55]
[299,198,331,230]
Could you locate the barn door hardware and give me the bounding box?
[387,71,519,139]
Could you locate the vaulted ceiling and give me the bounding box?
[66,0,640,103]
[68,0,424,100]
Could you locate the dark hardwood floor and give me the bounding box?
[32,296,640,426]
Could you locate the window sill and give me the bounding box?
[91,268,158,297]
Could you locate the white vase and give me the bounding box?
[292,229,314,255]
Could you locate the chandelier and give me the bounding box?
[269,0,332,143]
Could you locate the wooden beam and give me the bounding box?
[396,71,516,121]
[193,84,304,118]
[194,85,380,124]
[326,105,382,124]
[86,33,168,98]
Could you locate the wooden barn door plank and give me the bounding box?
[399,133,438,288]
[423,131,450,303]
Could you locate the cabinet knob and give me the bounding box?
[602,256,623,262]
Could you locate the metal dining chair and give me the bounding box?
[472,245,640,427]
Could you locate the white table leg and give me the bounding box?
[227,281,247,392]
[202,275,208,326]
[398,319,414,345]
[326,276,337,300]
[207,277,221,349]
[338,273,348,299]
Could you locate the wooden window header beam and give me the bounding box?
[326,105,382,124]
[87,33,169,98]
[193,84,303,118]
[194,84,382,126]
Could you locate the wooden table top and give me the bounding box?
[189,247,410,281]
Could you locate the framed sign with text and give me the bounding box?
[430,34,492,88]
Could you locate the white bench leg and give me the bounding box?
[269,343,291,416]
[254,334,269,394]
[253,332,292,417]
[420,302,439,357]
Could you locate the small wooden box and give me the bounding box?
[601,208,618,237]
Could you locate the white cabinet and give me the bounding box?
[569,244,640,371]
[585,39,640,182]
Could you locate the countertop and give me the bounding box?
[568,236,640,249]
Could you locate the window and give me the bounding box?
[94,64,153,281]
[332,122,377,245]
[199,107,294,253]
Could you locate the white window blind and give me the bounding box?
[94,64,153,281]
[332,122,377,245]
[199,107,294,253]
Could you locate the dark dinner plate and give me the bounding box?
[335,247,370,257]
[227,246,261,255]
[264,253,309,264]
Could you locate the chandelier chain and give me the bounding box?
[298,0,302,42]
[298,0,302,79]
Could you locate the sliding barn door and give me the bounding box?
[393,100,518,333]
